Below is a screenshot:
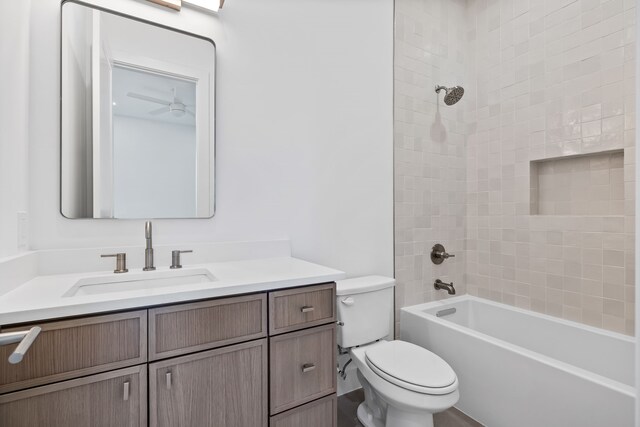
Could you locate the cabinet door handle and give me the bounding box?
[0,326,42,364]
[301,306,315,313]
[301,363,316,373]
[166,372,172,390]
[123,382,130,401]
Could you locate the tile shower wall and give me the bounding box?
[465,0,636,334]
[394,0,469,331]
[395,0,636,335]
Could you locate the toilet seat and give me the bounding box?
[365,340,458,395]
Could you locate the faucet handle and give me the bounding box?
[101,253,128,274]
[145,221,153,239]
[431,243,455,265]
[170,250,193,269]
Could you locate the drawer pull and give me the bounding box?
[301,306,315,313]
[123,381,130,401]
[166,372,172,390]
[301,363,316,373]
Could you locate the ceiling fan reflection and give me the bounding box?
[126,88,194,118]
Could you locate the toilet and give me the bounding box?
[337,276,459,427]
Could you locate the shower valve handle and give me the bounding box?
[431,244,454,265]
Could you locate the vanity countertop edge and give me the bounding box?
[0,256,346,326]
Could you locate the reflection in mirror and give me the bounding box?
[112,66,197,218]
[61,1,215,219]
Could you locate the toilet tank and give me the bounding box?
[336,276,395,348]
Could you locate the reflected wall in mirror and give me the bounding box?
[61,1,215,219]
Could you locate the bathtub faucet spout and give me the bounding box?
[434,279,456,295]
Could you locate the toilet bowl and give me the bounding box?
[350,340,459,427]
[337,276,459,427]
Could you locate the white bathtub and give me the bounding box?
[400,295,635,427]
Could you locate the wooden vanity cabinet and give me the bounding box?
[0,282,337,427]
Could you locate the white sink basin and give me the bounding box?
[63,268,217,297]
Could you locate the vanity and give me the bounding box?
[0,251,343,427]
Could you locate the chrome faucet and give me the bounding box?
[434,279,455,295]
[143,221,156,271]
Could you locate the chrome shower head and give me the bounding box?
[435,85,465,106]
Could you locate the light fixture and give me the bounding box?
[146,0,224,12]
[147,0,181,11]
[183,0,224,13]
[169,103,186,118]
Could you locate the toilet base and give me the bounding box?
[357,371,436,427]
[358,402,435,427]
[386,405,435,427]
[357,370,386,427]
[357,402,384,427]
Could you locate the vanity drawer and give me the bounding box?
[0,311,147,394]
[270,395,337,427]
[149,293,267,360]
[269,283,336,335]
[269,324,336,414]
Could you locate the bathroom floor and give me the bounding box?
[337,389,483,427]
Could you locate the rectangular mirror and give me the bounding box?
[61,1,215,219]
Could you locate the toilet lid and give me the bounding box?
[365,341,457,395]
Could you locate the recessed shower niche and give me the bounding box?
[530,151,625,216]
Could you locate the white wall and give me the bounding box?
[113,116,197,218]
[27,0,394,277]
[0,0,31,259]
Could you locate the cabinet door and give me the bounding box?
[149,339,268,427]
[0,366,146,427]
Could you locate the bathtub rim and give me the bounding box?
[401,294,636,398]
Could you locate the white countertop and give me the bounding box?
[0,257,345,325]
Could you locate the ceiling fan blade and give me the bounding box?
[127,92,171,106]
[149,107,169,115]
[186,109,195,117]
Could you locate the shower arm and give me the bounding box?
[435,85,447,93]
